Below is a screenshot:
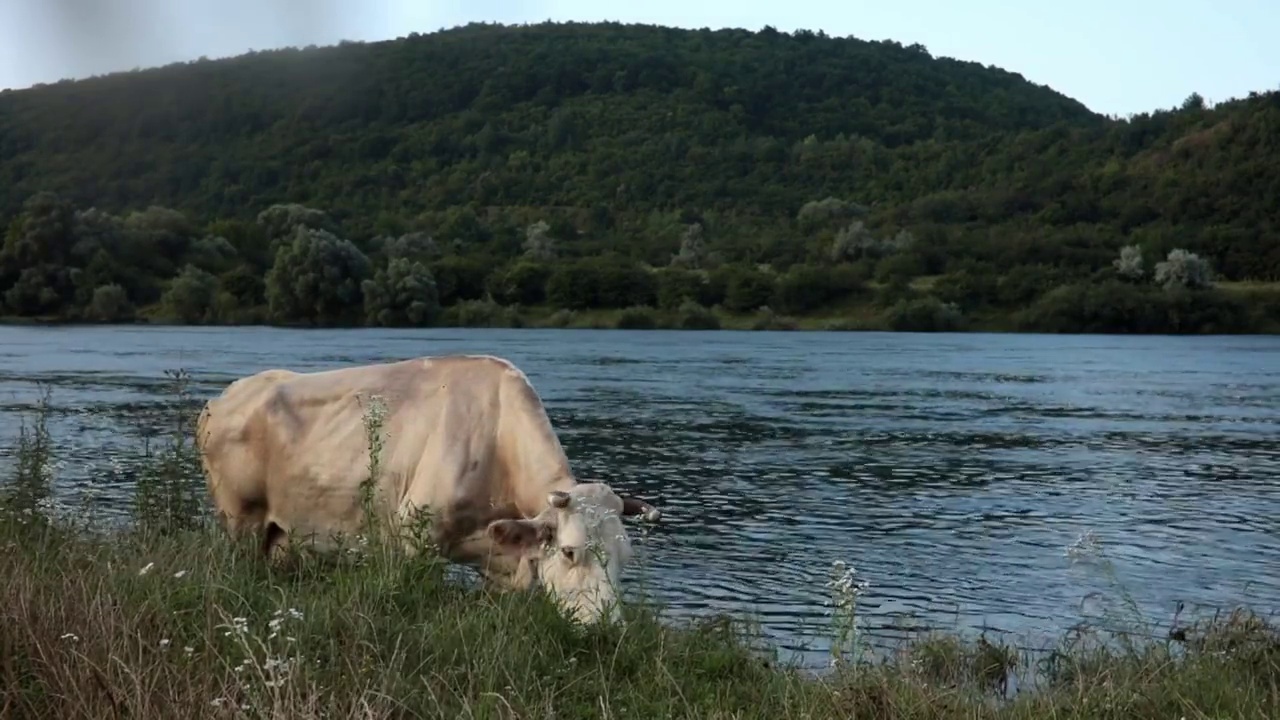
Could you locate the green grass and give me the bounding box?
[2,377,1278,718]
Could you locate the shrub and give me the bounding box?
[880,297,964,332]
[615,305,659,329]
[438,298,523,328]
[773,264,865,314]
[675,300,720,330]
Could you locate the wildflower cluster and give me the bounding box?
[212,605,308,708]
[826,559,872,667]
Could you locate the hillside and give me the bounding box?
[1,21,1278,334]
[0,22,1099,221]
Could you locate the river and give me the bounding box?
[1,325,1278,668]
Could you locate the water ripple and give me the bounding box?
[1,326,1278,668]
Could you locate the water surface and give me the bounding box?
[2,325,1278,667]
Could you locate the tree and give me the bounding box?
[380,231,440,262]
[86,283,134,323]
[362,257,441,326]
[830,221,878,263]
[1113,244,1144,280]
[522,220,557,262]
[264,226,370,325]
[160,265,219,323]
[670,223,714,269]
[797,197,866,232]
[1154,248,1213,290]
[257,204,334,238]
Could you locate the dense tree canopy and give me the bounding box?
[0,21,1278,333]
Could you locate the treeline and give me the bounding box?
[0,22,1278,333]
[2,191,1275,334]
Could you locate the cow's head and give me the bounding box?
[485,482,660,624]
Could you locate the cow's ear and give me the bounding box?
[487,518,553,550]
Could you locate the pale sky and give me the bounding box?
[0,0,1275,118]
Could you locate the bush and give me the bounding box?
[996,264,1062,306]
[873,253,925,284]
[773,264,865,314]
[751,306,800,331]
[615,305,659,329]
[675,300,720,329]
[485,260,551,306]
[86,283,135,323]
[264,227,370,325]
[875,278,917,307]
[540,308,578,328]
[546,257,657,310]
[654,267,713,310]
[438,298,524,327]
[159,265,220,324]
[1018,281,1252,334]
[931,269,999,310]
[714,264,776,313]
[880,297,964,332]
[429,256,491,306]
[362,258,441,327]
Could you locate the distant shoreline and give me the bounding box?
[4,312,1279,335]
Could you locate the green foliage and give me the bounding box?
[159,265,219,323]
[86,283,134,322]
[676,300,721,330]
[485,260,551,305]
[615,305,660,329]
[1020,281,1250,334]
[361,257,441,327]
[881,297,965,332]
[0,22,1277,332]
[439,297,523,328]
[655,267,714,310]
[264,226,371,326]
[429,255,489,306]
[717,264,776,313]
[773,264,865,314]
[547,256,657,310]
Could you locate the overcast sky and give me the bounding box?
[0,0,1275,117]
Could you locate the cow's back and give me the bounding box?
[198,355,571,551]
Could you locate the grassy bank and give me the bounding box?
[2,379,1278,718]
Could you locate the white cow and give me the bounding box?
[195,354,662,623]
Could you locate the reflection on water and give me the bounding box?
[2,326,1279,668]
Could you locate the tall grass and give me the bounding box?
[1,373,1277,718]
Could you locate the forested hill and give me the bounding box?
[1,21,1279,334]
[0,20,1100,224]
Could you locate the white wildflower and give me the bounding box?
[159,638,171,648]
[138,562,155,576]
[172,570,187,579]
[220,616,249,637]
[826,560,870,610]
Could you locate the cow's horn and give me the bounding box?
[621,496,661,522]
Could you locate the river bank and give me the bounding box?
[2,381,1278,719]
[4,277,1280,335]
